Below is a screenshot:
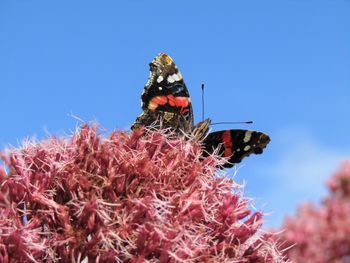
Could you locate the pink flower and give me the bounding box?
[277,161,350,262]
[0,125,285,262]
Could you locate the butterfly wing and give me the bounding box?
[131,54,270,167]
[203,129,270,168]
[131,53,194,133]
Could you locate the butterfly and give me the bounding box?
[131,53,270,168]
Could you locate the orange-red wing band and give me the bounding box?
[169,95,190,114]
[148,96,168,110]
[149,95,190,113]
[167,95,189,108]
[222,130,233,157]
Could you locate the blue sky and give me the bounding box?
[1,0,349,227]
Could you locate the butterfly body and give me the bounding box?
[132,53,270,168]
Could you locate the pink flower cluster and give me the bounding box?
[0,125,285,262]
[278,161,350,262]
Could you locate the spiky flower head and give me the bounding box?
[0,125,285,262]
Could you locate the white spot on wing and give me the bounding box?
[244,145,251,151]
[157,76,164,83]
[167,75,175,83]
[173,73,180,81]
[158,86,162,90]
[243,131,252,143]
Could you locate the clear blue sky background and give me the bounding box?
[1,0,349,227]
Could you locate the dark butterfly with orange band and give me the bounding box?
[131,53,270,168]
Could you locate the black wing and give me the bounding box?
[131,53,194,133]
[202,129,270,168]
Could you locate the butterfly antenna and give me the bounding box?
[201,83,205,121]
[211,121,253,125]
[201,83,252,126]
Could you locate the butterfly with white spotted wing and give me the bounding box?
[132,53,270,168]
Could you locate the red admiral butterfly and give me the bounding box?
[132,53,270,168]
